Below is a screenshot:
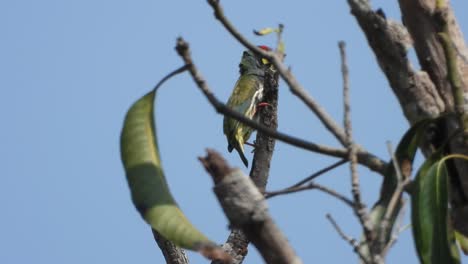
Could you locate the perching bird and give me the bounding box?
[223,47,270,167]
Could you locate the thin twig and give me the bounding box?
[381,200,409,256]
[265,181,355,207]
[174,37,387,174]
[263,158,348,200]
[379,177,411,251]
[383,224,411,255]
[378,142,411,253]
[387,142,403,182]
[207,0,349,147]
[326,214,370,264]
[153,65,190,93]
[377,142,402,249]
[290,159,348,188]
[340,41,374,249]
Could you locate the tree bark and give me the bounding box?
[200,150,302,264]
[152,229,190,264]
[398,0,468,236]
[348,0,468,236]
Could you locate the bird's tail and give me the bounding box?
[234,144,249,167]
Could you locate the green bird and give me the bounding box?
[223,47,270,167]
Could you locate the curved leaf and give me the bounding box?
[120,90,213,250]
[411,154,466,264]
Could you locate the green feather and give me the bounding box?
[223,50,265,167]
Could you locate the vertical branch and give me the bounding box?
[250,47,280,190]
[340,41,376,261]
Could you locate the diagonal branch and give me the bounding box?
[286,159,348,189]
[326,214,370,264]
[348,0,444,124]
[265,181,355,208]
[175,37,387,174]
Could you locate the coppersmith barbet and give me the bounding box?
[223,46,270,167]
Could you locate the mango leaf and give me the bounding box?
[120,89,214,250]
[411,154,466,264]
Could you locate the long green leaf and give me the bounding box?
[411,154,463,264]
[120,89,212,250]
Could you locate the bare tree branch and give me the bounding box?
[347,0,444,124]
[399,0,468,108]
[378,177,410,251]
[265,181,355,207]
[152,229,189,264]
[199,149,303,264]
[249,43,280,192]
[381,200,410,257]
[326,214,370,264]
[174,37,387,174]
[263,159,350,205]
[212,230,249,264]
[289,159,348,188]
[376,142,408,253]
[340,41,374,255]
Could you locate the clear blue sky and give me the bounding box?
[2,1,467,263]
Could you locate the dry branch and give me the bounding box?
[266,181,355,207]
[326,214,370,264]
[199,149,302,264]
[347,0,444,124]
[340,41,375,261]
